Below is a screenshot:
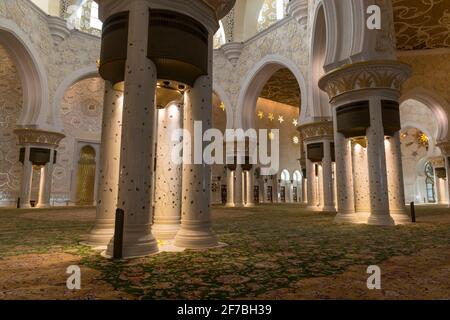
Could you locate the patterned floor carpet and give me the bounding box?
[0,204,449,299]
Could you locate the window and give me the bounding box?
[90,2,102,30]
[257,0,288,32]
[62,0,101,36]
[213,21,226,49]
[281,169,290,182]
[293,170,302,183]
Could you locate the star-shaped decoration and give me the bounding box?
[219,102,226,111]
[293,136,299,145]
[268,131,275,141]
[268,113,275,121]
[278,116,284,124]
[257,111,264,119]
[292,119,298,127]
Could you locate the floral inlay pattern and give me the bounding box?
[393,0,450,50]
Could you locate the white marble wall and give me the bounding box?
[0,46,23,206]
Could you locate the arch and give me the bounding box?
[281,169,290,182]
[0,18,49,128]
[400,88,449,141]
[213,83,234,129]
[52,65,100,131]
[310,0,342,72]
[308,2,332,119]
[293,170,302,182]
[235,54,307,130]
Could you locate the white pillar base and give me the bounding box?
[174,221,219,249]
[391,213,412,225]
[225,203,235,208]
[84,219,115,248]
[106,226,159,259]
[152,224,180,241]
[390,207,408,215]
[322,206,337,213]
[334,212,363,224]
[367,214,396,226]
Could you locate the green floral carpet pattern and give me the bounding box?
[1,205,449,299]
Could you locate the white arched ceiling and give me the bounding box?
[0,18,49,129]
[400,88,449,142]
[235,54,307,130]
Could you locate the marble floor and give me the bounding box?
[0,204,449,300]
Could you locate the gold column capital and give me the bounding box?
[318,60,412,102]
[13,128,65,147]
[297,120,334,142]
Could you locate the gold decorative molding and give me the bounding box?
[202,0,236,20]
[14,129,66,147]
[437,140,450,156]
[430,156,445,168]
[297,121,334,141]
[318,60,412,101]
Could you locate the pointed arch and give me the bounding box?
[400,88,449,141]
[51,65,100,131]
[235,54,307,130]
[0,17,49,128]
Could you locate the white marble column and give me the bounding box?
[306,157,318,210]
[366,98,394,226]
[333,163,337,207]
[234,166,244,207]
[37,149,55,208]
[435,172,446,204]
[333,109,357,222]
[20,146,33,209]
[174,72,219,249]
[226,168,235,207]
[322,141,335,212]
[106,2,159,258]
[288,182,293,203]
[352,141,370,213]
[385,132,410,223]
[245,169,255,207]
[153,103,183,241]
[317,164,324,208]
[445,156,450,208]
[273,175,280,203]
[302,175,308,204]
[86,83,123,247]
